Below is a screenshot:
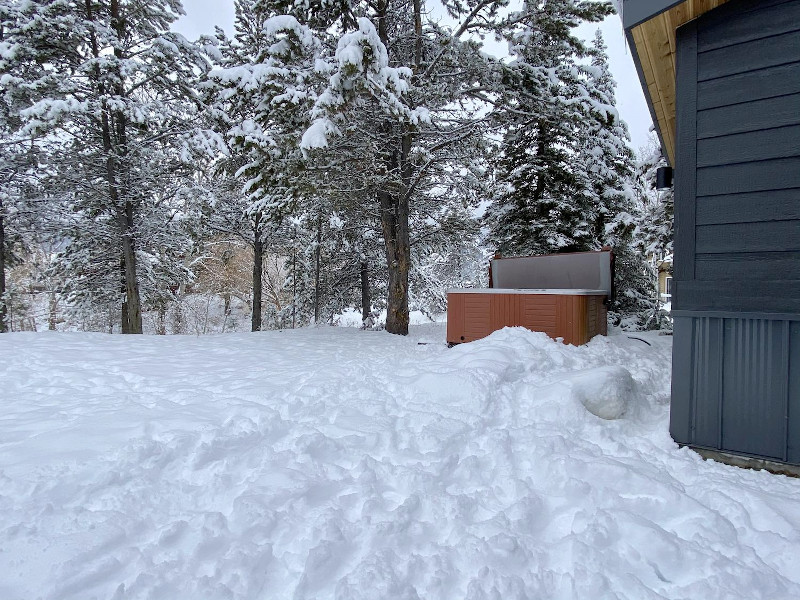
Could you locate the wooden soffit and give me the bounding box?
[627,0,730,165]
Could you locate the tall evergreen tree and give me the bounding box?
[577,30,636,248]
[0,0,48,332]
[6,0,212,333]
[484,0,613,257]
[577,30,655,320]
[633,138,674,259]
[301,0,500,334]
[205,1,323,330]
[602,136,675,329]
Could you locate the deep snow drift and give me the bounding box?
[1,325,799,599]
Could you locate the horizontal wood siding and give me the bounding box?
[679,280,800,313]
[698,30,800,81]
[696,221,800,253]
[696,158,800,197]
[697,93,800,139]
[696,125,800,167]
[696,63,800,110]
[696,189,800,224]
[696,251,800,280]
[696,0,800,52]
[678,0,800,315]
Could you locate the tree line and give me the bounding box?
[0,0,673,335]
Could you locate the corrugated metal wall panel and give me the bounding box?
[721,318,788,460]
[674,314,798,464]
[788,322,800,463]
[670,317,695,445]
[691,316,723,448]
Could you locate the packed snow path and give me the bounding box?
[1,325,799,599]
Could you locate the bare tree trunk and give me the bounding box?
[0,23,6,332]
[292,228,297,329]
[0,199,6,333]
[252,237,263,332]
[120,201,142,333]
[221,293,230,333]
[48,292,58,331]
[314,211,322,323]
[89,0,142,333]
[120,256,130,334]
[156,301,167,335]
[376,0,412,336]
[391,131,413,336]
[379,179,411,335]
[114,1,141,334]
[360,260,370,322]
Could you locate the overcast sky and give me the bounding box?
[173,0,654,153]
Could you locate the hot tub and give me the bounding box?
[446,250,612,346]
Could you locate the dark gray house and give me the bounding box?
[622,0,800,469]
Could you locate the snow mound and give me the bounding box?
[568,365,635,419]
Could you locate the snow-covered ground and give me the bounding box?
[1,325,799,599]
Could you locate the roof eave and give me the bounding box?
[622,0,731,166]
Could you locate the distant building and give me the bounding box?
[656,255,672,307]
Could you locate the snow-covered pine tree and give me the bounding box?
[634,137,674,260]
[576,30,636,248]
[0,0,48,332]
[301,0,500,334]
[7,0,213,333]
[484,0,613,257]
[598,136,675,329]
[574,30,654,321]
[0,41,21,331]
[204,0,324,331]
[411,205,486,316]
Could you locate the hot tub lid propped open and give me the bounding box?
[490,250,613,296]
